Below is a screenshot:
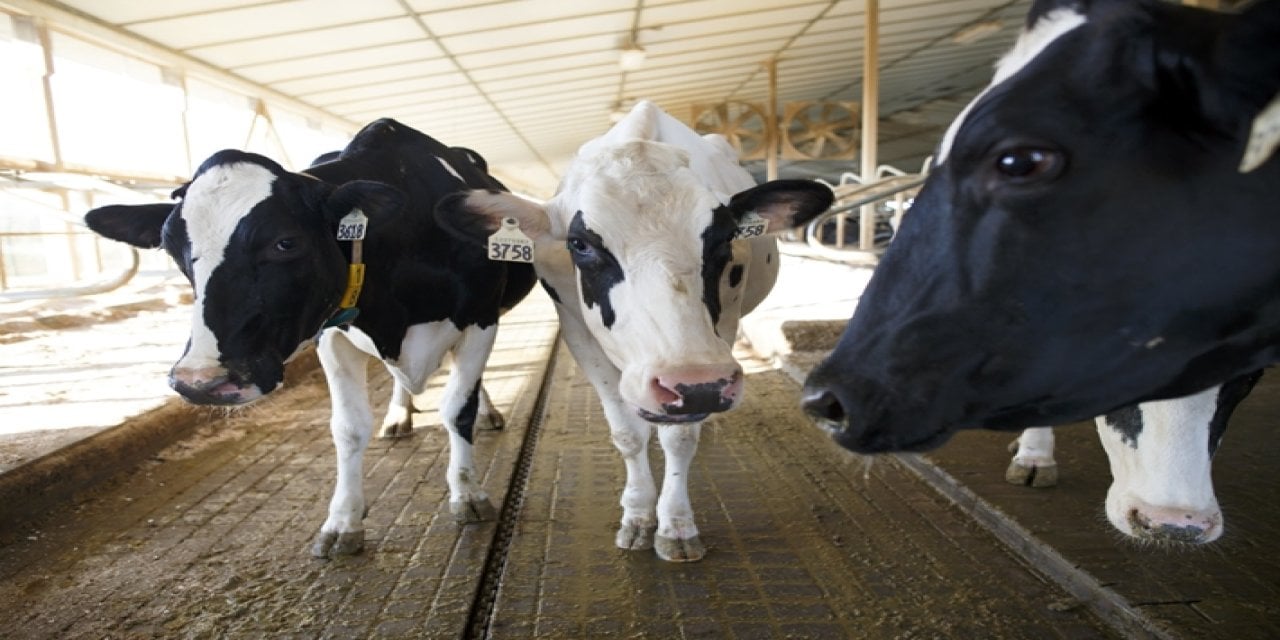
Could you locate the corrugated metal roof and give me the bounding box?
[30,0,1033,193]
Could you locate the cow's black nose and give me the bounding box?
[802,387,846,424]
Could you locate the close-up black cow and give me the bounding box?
[802,0,1280,453]
[84,119,536,557]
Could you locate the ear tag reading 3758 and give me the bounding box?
[487,217,534,263]
[734,212,769,240]
[336,210,368,241]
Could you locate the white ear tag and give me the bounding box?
[487,217,534,263]
[733,211,769,240]
[336,210,368,241]
[1240,93,1280,173]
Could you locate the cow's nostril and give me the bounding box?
[650,378,681,406]
[802,388,846,424]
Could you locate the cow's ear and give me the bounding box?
[85,203,174,249]
[1202,0,1280,171]
[435,190,553,244]
[323,180,405,224]
[727,180,834,230]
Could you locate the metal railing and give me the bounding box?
[803,160,930,262]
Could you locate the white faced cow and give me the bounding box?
[803,0,1280,453]
[437,101,833,561]
[84,119,535,558]
[1007,370,1260,544]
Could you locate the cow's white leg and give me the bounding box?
[313,328,377,558]
[654,422,705,562]
[609,410,659,552]
[1006,426,1058,487]
[439,324,500,522]
[378,377,417,439]
[555,310,660,551]
[388,321,497,523]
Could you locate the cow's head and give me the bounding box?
[438,135,830,423]
[86,150,403,405]
[802,0,1280,453]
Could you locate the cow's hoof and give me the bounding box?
[377,420,414,439]
[655,535,706,562]
[616,523,657,551]
[450,498,496,523]
[1005,461,1058,487]
[311,530,364,558]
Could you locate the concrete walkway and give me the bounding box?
[0,246,1275,638]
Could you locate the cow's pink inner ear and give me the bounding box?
[465,191,553,241]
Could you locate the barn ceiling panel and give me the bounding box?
[10,0,1037,195]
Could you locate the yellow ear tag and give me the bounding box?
[487,217,534,263]
[339,263,365,308]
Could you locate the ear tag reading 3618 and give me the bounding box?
[487,217,534,263]
[336,210,368,241]
[734,211,769,240]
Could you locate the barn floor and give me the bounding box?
[0,251,1274,639]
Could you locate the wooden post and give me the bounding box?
[859,0,880,252]
[765,59,779,182]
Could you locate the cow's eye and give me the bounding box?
[274,238,297,252]
[994,148,1062,181]
[567,237,594,257]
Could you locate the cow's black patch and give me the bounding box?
[1208,369,1264,455]
[539,278,561,304]
[1104,405,1143,449]
[728,265,744,289]
[568,211,624,329]
[700,205,739,327]
[455,381,481,443]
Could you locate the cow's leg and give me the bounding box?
[437,352,503,431]
[313,329,376,558]
[438,324,501,522]
[557,314,660,553]
[654,422,705,562]
[1005,426,1058,487]
[378,377,417,439]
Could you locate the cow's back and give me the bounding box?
[307,119,535,358]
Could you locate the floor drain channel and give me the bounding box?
[464,339,561,640]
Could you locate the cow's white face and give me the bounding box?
[170,161,279,402]
[546,141,745,420]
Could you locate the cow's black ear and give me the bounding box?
[85,203,174,249]
[324,180,405,224]
[727,180,834,230]
[1207,1,1280,137]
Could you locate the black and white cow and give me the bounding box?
[802,0,1280,453]
[84,119,536,557]
[437,101,833,561]
[1008,371,1260,544]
